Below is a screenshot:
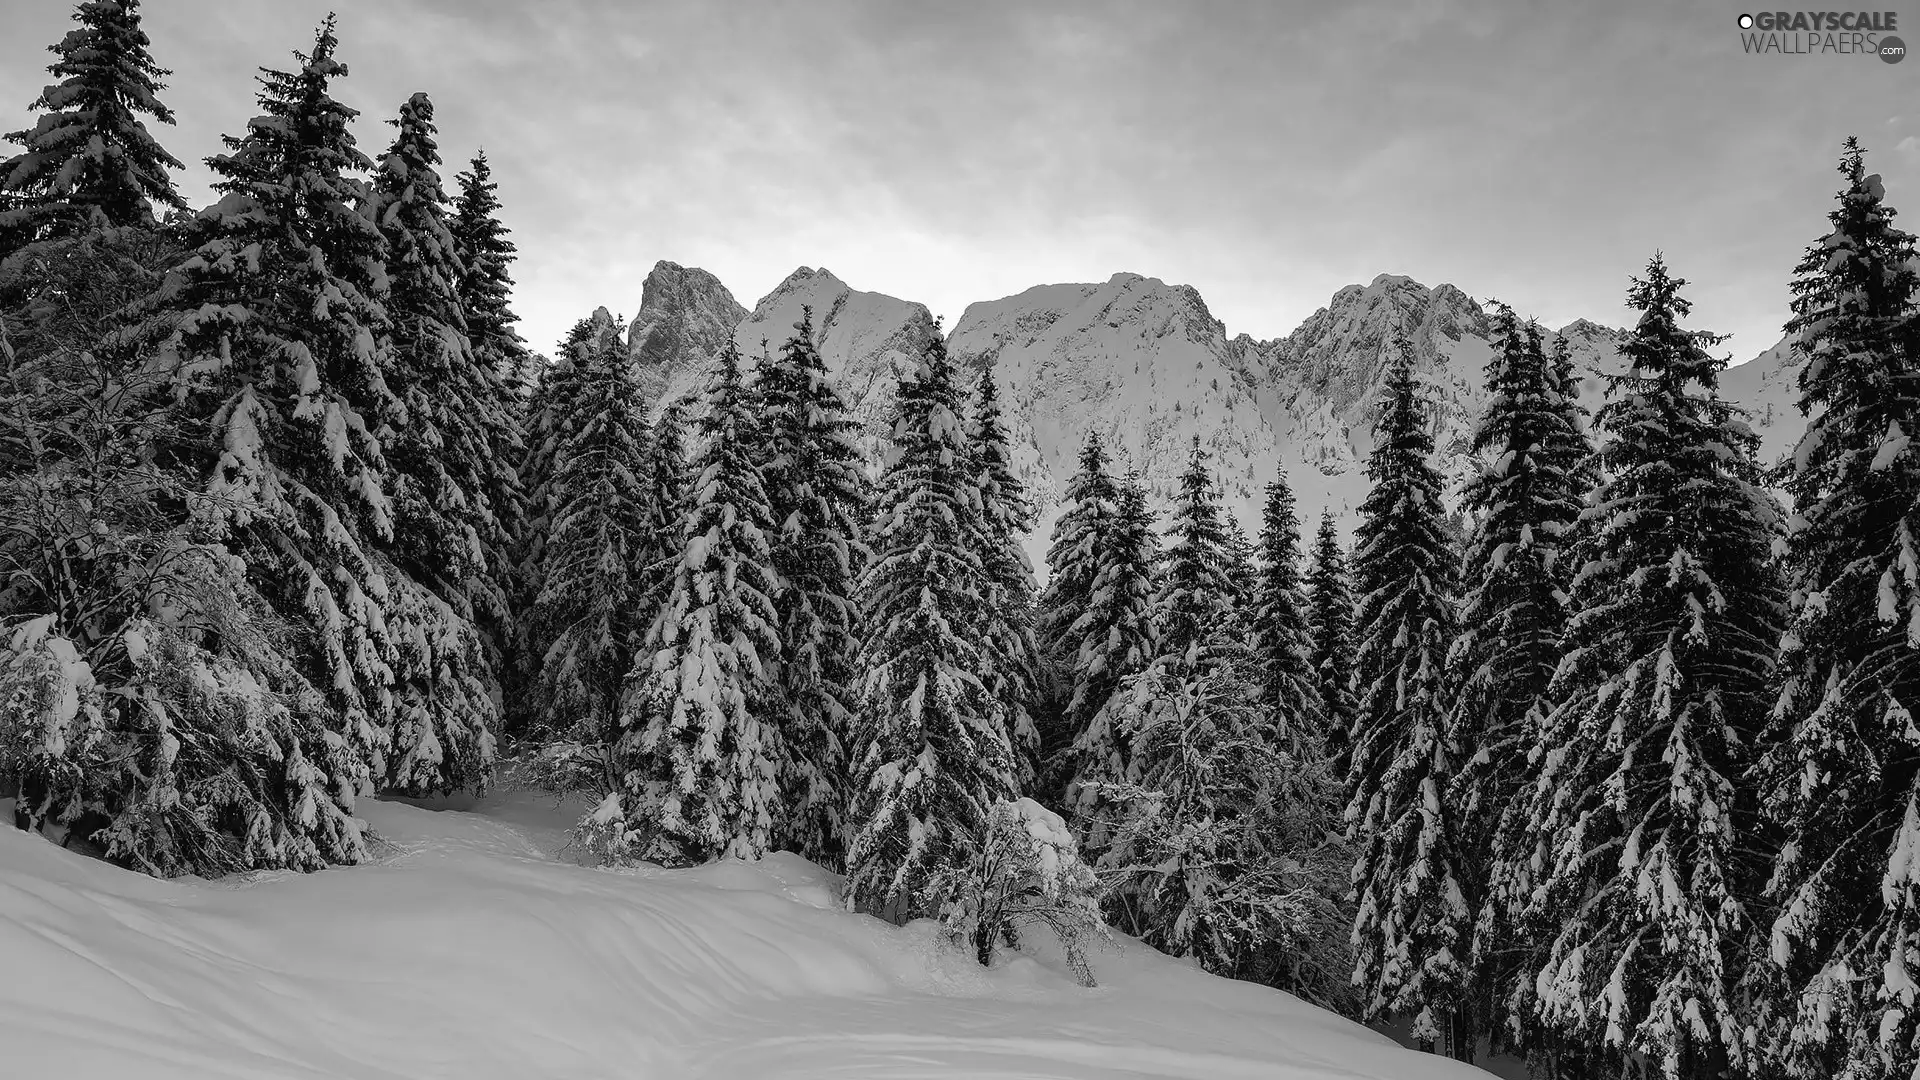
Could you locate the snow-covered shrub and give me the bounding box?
[1089,638,1354,1011]
[938,796,1106,987]
[0,616,104,830]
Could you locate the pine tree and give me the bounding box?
[529,318,653,772]
[512,315,601,732]
[1448,305,1592,1055]
[151,18,480,799]
[1249,473,1323,749]
[620,340,781,866]
[367,92,519,788]
[1156,438,1238,665]
[969,368,1043,789]
[449,150,536,396]
[1060,470,1159,847]
[1223,514,1258,611]
[1346,339,1469,1052]
[1527,256,1785,1079]
[1755,140,1920,1079]
[751,309,867,865]
[1035,432,1121,779]
[845,334,1017,920]
[1,0,184,246]
[641,400,691,602]
[1308,509,1357,774]
[0,222,365,876]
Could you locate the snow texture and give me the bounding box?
[0,788,1499,1079]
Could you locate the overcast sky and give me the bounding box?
[3,0,1913,362]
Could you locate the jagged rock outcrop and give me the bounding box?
[617,262,1808,550]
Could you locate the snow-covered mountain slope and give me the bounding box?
[733,266,941,462]
[946,273,1283,548]
[1718,334,1804,469]
[629,261,938,461]
[0,793,1496,1080]
[619,261,1809,546]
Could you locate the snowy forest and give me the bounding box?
[3,5,1920,1080]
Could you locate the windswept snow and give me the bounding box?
[0,789,1495,1079]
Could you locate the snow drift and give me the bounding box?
[0,790,1496,1079]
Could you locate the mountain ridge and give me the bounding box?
[613,259,1803,551]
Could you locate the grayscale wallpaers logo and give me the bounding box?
[1737,10,1906,60]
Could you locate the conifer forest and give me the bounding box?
[3,4,1918,1079]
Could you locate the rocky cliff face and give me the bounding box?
[615,262,1808,554]
[945,273,1282,543]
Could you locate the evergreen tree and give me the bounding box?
[751,310,867,865]
[1092,620,1349,1001]
[1223,514,1258,611]
[367,92,521,785]
[449,150,536,396]
[621,340,781,866]
[1060,470,1159,846]
[151,19,504,798]
[1448,305,1591,1055]
[1156,438,1238,665]
[1250,473,1323,749]
[1526,256,1785,1079]
[1346,339,1469,1052]
[1308,509,1357,774]
[641,400,691,600]
[1035,432,1121,779]
[845,335,1017,920]
[1755,139,1920,1079]
[969,368,1043,789]
[1,0,184,246]
[0,222,366,876]
[512,315,601,732]
[528,318,653,771]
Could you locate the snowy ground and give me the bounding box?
[1,787,1498,1079]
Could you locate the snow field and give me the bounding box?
[0,789,1495,1079]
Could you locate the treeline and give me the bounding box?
[6,6,1920,1080]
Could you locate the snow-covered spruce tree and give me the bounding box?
[511,314,603,732]
[1754,139,1920,1079]
[1059,470,1159,843]
[1346,338,1470,1054]
[1092,617,1353,1005]
[641,399,691,598]
[1156,437,1239,663]
[449,150,536,396]
[618,339,781,866]
[935,796,1106,985]
[1308,508,1358,775]
[151,19,498,800]
[1447,305,1591,1056]
[749,308,866,866]
[1223,514,1258,611]
[969,368,1043,790]
[367,92,521,787]
[845,333,1017,921]
[1034,432,1122,783]
[1526,255,1785,1080]
[1250,473,1323,749]
[526,318,653,802]
[0,226,367,875]
[1082,442,1240,933]
[0,0,185,248]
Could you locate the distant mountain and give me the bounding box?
[946,273,1282,551]
[616,262,1808,557]
[627,261,938,462]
